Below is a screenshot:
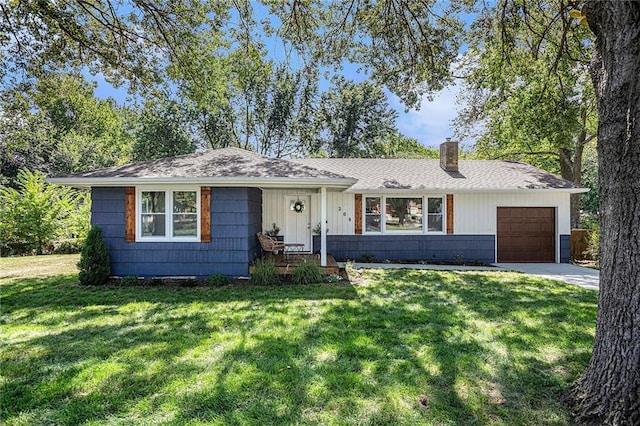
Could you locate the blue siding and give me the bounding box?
[560,234,570,263]
[91,187,262,278]
[313,235,496,264]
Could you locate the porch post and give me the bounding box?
[320,186,327,267]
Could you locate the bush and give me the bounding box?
[251,258,279,286]
[0,169,91,256]
[325,274,343,283]
[207,274,230,287]
[77,225,110,285]
[52,239,84,254]
[360,254,376,263]
[292,260,323,284]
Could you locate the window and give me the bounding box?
[362,195,444,234]
[138,189,199,241]
[172,191,198,237]
[365,197,381,232]
[141,191,166,237]
[386,197,423,232]
[427,197,443,232]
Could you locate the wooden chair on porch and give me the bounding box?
[257,232,286,256]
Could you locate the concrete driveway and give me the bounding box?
[494,263,599,290]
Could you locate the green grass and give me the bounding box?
[1,255,597,425]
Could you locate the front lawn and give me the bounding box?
[1,255,597,425]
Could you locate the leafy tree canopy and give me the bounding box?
[454,0,597,226]
[0,73,132,183]
[132,97,197,161]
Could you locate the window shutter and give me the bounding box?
[125,187,136,242]
[446,194,454,234]
[354,194,363,235]
[201,187,211,242]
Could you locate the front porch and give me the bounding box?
[250,253,340,276]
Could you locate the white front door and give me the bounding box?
[285,195,311,251]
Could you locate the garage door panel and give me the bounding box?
[541,223,554,233]
[497,207,555,262]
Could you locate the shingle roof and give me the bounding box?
[59,147,349,180]
[292,158,585,192]
[49,147,586,193]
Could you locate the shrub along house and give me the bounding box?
[48,141,588,278]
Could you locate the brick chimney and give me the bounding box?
[439,138,459,172]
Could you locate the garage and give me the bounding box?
[497,207,555,262]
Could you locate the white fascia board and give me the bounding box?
[343,187,590,194]
[46,176,358,189]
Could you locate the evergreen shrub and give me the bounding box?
[77,225,110,285]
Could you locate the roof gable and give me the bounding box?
[59,147,348,180]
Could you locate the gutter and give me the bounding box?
[46,176,358,189]
[343,187,590,194]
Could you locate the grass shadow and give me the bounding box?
[1,266,597,424]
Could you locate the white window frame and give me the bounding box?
[364,196,383,234]
[136,187,201,242]
[362,195,446,235]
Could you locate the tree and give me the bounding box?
[265,0,465,106]
[562,2,640,423]
[0,169,72,255]
[0,96,57,186]
[185,43,319,158]
[378,133,440,159]
[456,2,597,227]
[315,78,398,157]
[132,98,197,161]
[0,0,218,90]
[580,142,598,219]
[0,73,132,183]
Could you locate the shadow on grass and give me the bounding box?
[1,268,597,424]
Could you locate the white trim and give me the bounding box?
[362,194,446,235]
[136,187,201,242]
[46,177,588,194]
[320,187,327,266]
[347,187,589,194]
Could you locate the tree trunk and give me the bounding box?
[564,2,640,424]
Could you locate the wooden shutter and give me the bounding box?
[125,187,136,242]
[201,187,211,242]
[446,194,454,234]
[354,194,363,235]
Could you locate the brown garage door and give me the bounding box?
[497,207,555,262]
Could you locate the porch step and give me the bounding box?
[250,254,339,276]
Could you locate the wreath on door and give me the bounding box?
[293,199,305,213]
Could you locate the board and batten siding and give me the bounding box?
[454,192,571,235]
[262,189,355,235]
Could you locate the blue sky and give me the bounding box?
[390,87,460,149]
